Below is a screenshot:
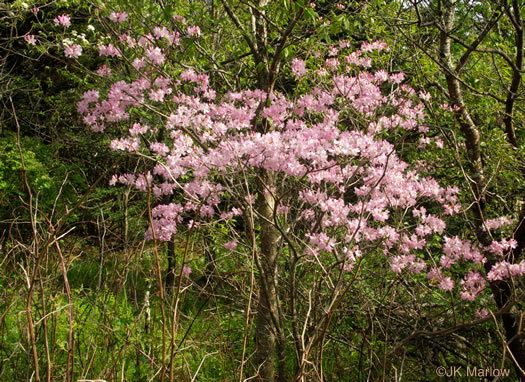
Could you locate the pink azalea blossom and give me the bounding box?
[439,277,454,292]
[146,47,165,65]
[54,14,71,28]
[224,240,238,251]
[483,216,513,231]
[174,14,186,24]
[24,34,36,45]
[154,26,170,39]
[361,40,389,52]
[132,58,146,71]
[97,65,111,77]
[99,44,121,57]
[475,308,489,319]
[291,58,307,78]
[64,44,82,58]
[187,26,201,37]
[109,11,128,23]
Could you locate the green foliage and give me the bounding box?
[0,133,84,223]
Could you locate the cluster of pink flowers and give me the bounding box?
[77,22,525,307]
[97,65,111,77]
[440,236,485,268]
[186,26,201,37]
[361,40,389,52]
[109,11,128,23]
[344,51,372,68]
[224,240,238,250]
[54,14,71,28]
[475,308,489,319]
[24,34,36,45]
[460,271,486,301]
[440,103,461,112]
[487,238,517,256]
[64,44,82,58]
[487,260,525,281]
[99,44,121,57]
[418,136,444,149]
[291,58,307,78]
[391,255,426,274]
[483,216,513,231]
[152,26,180,45]
[146,47,165,65]
[143,202,183,241]
[173,14,186,24]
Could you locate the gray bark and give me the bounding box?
[254,171,280,381]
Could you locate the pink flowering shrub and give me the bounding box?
[76,19,524,308]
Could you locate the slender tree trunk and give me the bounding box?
[123,186,130,251]
[165,239,176,290]
[203,231,217,284]
[254,171,280,381]
[251,0,281,373]
[163,193,177,290]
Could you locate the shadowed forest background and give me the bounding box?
[1,0,524,381]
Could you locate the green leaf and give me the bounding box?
[281,45,291,60]
[256,61,265,73]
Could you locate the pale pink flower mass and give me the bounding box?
[98,44,121,57]
[54,14,71,28]
[76,23,525,306]
[64,44,82,58]
[439,277,454,292]
[97,65,111,77]
[291,58,307,78]
[224,240,238,251]
[146,47,165,65]
[186,26,201,37]
[475,308,489,319]
[109,11,128,23]
[24,34,36,45]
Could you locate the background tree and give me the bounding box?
[370,0,525,377]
